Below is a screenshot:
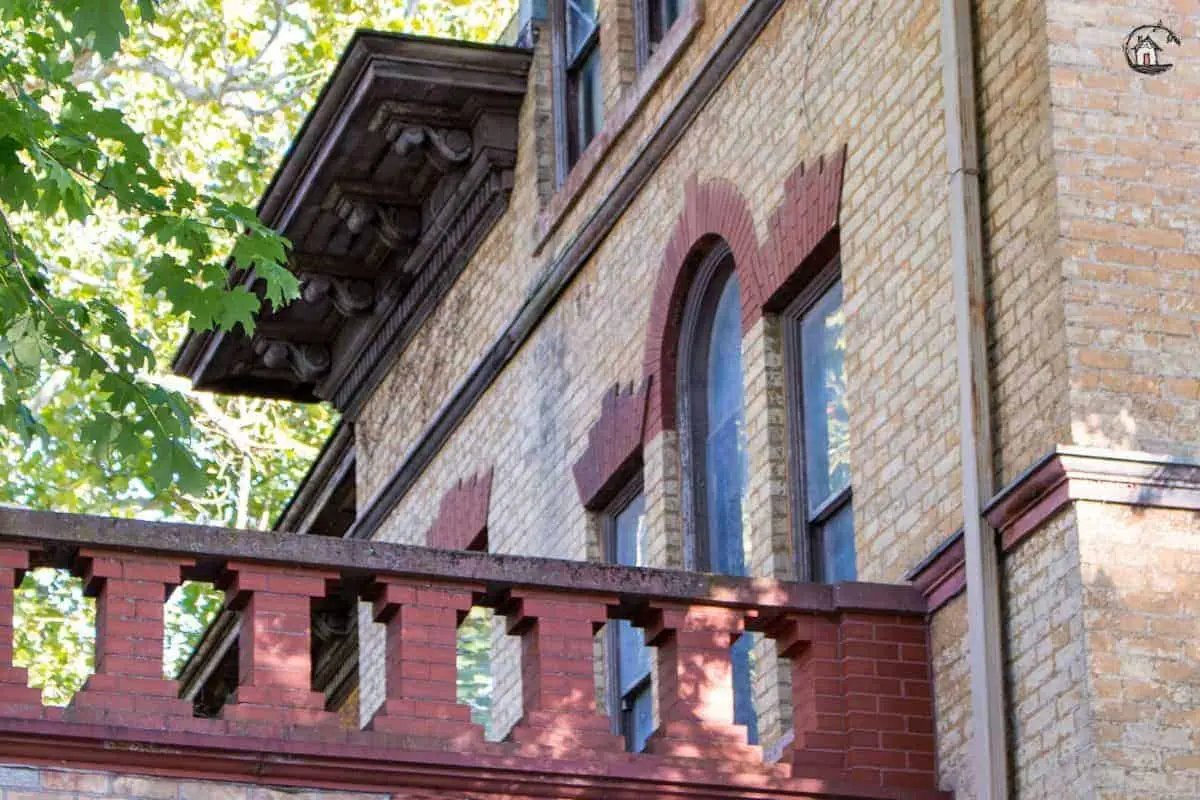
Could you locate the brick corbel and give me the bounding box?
[426,469,493,552]
[572,379,650,509]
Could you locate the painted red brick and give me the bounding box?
[504,590,623,754]
[572,379,650,509]
[366,577,483,750]
[67,550,194,721]
[218,562,338,728]
[426,469,492,552]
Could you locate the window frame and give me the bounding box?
[633,0,683,70]
[782,257,853,583]
[676,241,738,573]
[601,478,652,752]
[551,0,602,183]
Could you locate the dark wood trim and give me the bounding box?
[346,0,786,543]
[549,0,571,187]
[0,717,951,800]
[908,447,1200,612]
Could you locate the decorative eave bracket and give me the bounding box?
[172,32,532,412]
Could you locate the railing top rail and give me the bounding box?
[0,506,925,615]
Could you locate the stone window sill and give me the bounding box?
[534,1,704,253]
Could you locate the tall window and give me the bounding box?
[559,0,602,168]
[635,0,682,67]
[604,485,653,752]
[785,266,854,582]
[679,244,757,741]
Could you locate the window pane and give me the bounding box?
[566,0,597,59]
[731,633,758,744]
[705,275,748,577]
[800,281,849,514]
[820,501,856,582]
[613,492,651,699]
[625,682,654,753]
[573,47,602,154]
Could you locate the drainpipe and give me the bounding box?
[939,0,1009,798]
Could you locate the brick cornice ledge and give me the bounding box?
[909,446,1200,612]
[0,718,950,800]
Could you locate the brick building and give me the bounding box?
[1,1,1198,799]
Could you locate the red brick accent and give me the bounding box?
[572,379,650,509]
[641,603,761,762]
[641,150,845,438]
[66,550,195,726]
[642,178,762,438]
[365,578,483,750]
[219,562,338,728]
[750,147,846,316]
[504,590,624,754]
[0,545,41,716]
[426,469,492,552]
[771,612,936,791]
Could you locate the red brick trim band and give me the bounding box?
[0,717,952,800]
[908,447,1200,612]
[641,149,846,439]
[426,469,493,552]
[572,380,651,509]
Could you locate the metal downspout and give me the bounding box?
[939,0,1009,797]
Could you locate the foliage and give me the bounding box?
[3,0,514,705]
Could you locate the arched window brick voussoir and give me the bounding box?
[640,148,846,441]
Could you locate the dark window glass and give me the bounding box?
[608,490,653,752]
[704,275,748,577]
[647,0,681,51]
[561,0,601,165]
[680,252,757,743]
[788,274,854,582]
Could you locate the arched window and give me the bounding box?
[678,242,757,740]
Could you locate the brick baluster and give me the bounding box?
[365,578,483,749]
[771,611,936,789]
[67,549,195,726]
[219,561,337,729]
[0,545,42,716]
[504,590,623,754]
[642,603,761,761]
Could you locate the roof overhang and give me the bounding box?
[172,31,531,412]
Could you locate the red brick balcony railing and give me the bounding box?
[0,507,948,799]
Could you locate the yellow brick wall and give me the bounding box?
[1047,1,1200,455]
[355,0,969,743]
[976,0,1070,484]
[0,765,389,800]
[1002,507,1097,799]
[1075,502,1200,798]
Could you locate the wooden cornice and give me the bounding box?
[172,32,531,411]
[908,447,1200,612]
